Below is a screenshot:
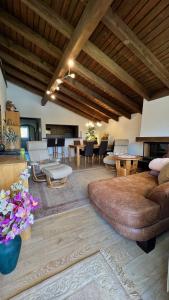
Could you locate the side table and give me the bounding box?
[114,155,141,176]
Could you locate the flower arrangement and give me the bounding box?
[0,169,39,244]
[3,127,18,144]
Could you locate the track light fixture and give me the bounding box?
[46,59,76,96]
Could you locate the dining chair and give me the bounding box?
[80,142,94,164]
[94,140,108,161]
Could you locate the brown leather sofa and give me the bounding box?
[88,171,169,252]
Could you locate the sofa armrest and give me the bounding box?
[148,182,169,218]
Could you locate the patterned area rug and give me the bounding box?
[30,167,115,219]
[12,251,141,300]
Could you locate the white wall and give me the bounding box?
[140,97,169,137]
[0,68,6,122]
[98,113,143,155]
[7,82,94,139]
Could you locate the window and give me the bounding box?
[21,126,29,138]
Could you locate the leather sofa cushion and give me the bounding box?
[148,181,169,219]
[88,172,160,228]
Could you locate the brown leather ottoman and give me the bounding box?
[88,172,169,252]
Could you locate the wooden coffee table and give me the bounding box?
[113,155,141,176]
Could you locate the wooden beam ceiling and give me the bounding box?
[43,0,114,105]
[150,88,169,100]
[0,35,122,116]
[0,10,136,115]
[60,85,118,121]
[19,0,145,103]
[0,45,120,120]
[73,62,141,113]
[6,75,44,96]
[0,10,62,59]
[65,79,131,119]
[103,10,169,91]
[4,64,46,91]
[47,0,113,90]
[0,50,50,84]
[51,98,99,122]
[0,34,54,75]
[56,93,109,123]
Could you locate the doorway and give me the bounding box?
[20,117,42,149]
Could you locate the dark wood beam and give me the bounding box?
[150,88,169,100]
[57,93,108,123]
[4,64,46,91]
[0,10,62,59]
[6,75,44,96]
[83,41,149,100]
[0,34,54,75]
[44,0,113,104]
[0,41,129,117]
[50,98,98,122]
[20,1,144,103]
[65,79,131,119]
[6,73,100,121]
[0,50,50,84]
[103,10,169,90]
[74,62,141,113]
[60,85,118,121]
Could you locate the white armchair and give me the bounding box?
[103,139,129,166]
[27,141,59,182]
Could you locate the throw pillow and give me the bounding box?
[149,158,169,171]
[158,162,169,185]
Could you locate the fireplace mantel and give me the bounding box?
[136,137,169,142]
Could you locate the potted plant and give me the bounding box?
[86,125,97,142]
[0,169,39,275]
[3,126,19,150]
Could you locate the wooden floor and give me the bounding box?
[1,205,169,300]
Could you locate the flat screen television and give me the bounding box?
[46,124,79,138]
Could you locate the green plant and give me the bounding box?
[3,127,18,144]
[86,126,97,142]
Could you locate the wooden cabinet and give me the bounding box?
[0,156,27,190]
[5,111,21,149]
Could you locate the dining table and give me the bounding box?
[68,144,99,167]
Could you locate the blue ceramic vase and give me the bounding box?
[0,235,22,275]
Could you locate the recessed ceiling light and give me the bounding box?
[51,94,56,99]
[68,59,74,68]
[56,86,60,91]
[70,73,75,78]
[56,78,63,84]
[46,90,51,95]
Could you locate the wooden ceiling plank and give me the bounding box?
[74,61,141,113]
[65,79,131,119]
[0,9,62,59]
[83,41,150,100]
[0,34,54,75]
[45,0,113,103]
[20,0,144,104]
[57,93,109,123]
[4,64,46,91]
[103,10,169,90]
[60,85,118,121]
[0,50,50,84]
[150,88,169,100]
[6,75,44,96]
